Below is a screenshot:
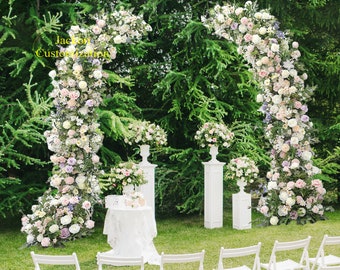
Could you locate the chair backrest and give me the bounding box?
[31,251,81,270]
[267,236,311,269]
[160,250,205,270]
[311,235,340,270]
[96,252,144,270]
[218,242,262,270]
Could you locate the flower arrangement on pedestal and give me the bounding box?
[100,161,147,195]
[202,1,325,224]
[124,120,167,147]
[21,8,151,247]
[194,122,234,148]
[258,179,326,225]
[226,156,259,186]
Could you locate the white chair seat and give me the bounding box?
[223,266,252,270]
[310,255,340,268]
[261,259,307,270]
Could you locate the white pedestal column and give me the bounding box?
[203,146,225,229]
[139,145,157,217]
[232,187,251,230]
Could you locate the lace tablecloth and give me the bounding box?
[103,197,160,265]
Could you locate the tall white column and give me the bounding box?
[139,145,157,216]
[203,145,225,229]
[232,180,251,230]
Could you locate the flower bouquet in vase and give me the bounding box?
[124,120,167,163]
[99,160,147,196]
[194,122,234,161]
[226,156,259,192]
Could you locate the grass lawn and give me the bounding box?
[1,208,340,269]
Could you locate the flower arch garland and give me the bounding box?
[21,8,151,247]
[202,1,326,225]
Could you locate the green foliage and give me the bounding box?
[0,75,51,217]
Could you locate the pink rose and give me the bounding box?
[64,176,74,185]
[41,237,51,247]
[82,200,91,210]
[295,179,306,188]
[312,179,323,188]
[85,220,95,229]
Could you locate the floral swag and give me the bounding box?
[202,1,325,225]
[21,8,151,247]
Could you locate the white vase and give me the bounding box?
[140,144,150,164]
[237,179,247,193]
[209,145,219,162]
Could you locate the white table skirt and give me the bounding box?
[103,205,160,265]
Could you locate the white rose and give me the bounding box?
[286,197,296,207]
[93,70,102,79]
[271,43,280,52]
[238,24,248,33]
[27,234,35,244]
[49,224,59,234]
[78,81,87,89]
[281,70,290,78]
[60,215,72,225]
[62,121,72,129]
[279,191,288,202]
[37,234,43,242]
[272,95,282,104]
[287,118,297,127]
[301,151,312,161]
[252,34,261,44]
[267,181,277,190]
[113,35,125,44]
[69,224,81,234]
[256,94,264,103]
[259,27,267,35]
[290,136,299,145]
[48,70,57,79]
[270,216,279,225]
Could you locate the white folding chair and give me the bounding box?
[309,235,340,270]
[218,242,262,270]
[96,252,144,270]
[260,236,311,270]
[31,251,81,270]
[160,250,205,270]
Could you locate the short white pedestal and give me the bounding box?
[232,191,251,230]
[139,144,157,217]
[203,160,225,229]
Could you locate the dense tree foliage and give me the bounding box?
[0,0,339,218]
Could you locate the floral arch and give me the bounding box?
[202,1,325,225]
[21,9,151,247]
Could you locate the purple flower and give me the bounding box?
[273,21,280,30]
[67,157,77,165]
[301,105,308,112]
[60,228,70,239]
[282,160,290,167]
[64,165,74,173]
[276,31,285,39]
[301,115,309,122]
[85,99,94,107]
[290,211,298,220]
[231,22,238,30]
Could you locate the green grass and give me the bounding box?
[2,209,340,269]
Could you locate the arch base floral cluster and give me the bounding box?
[202,1,325,225]
[21,8,151,247]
